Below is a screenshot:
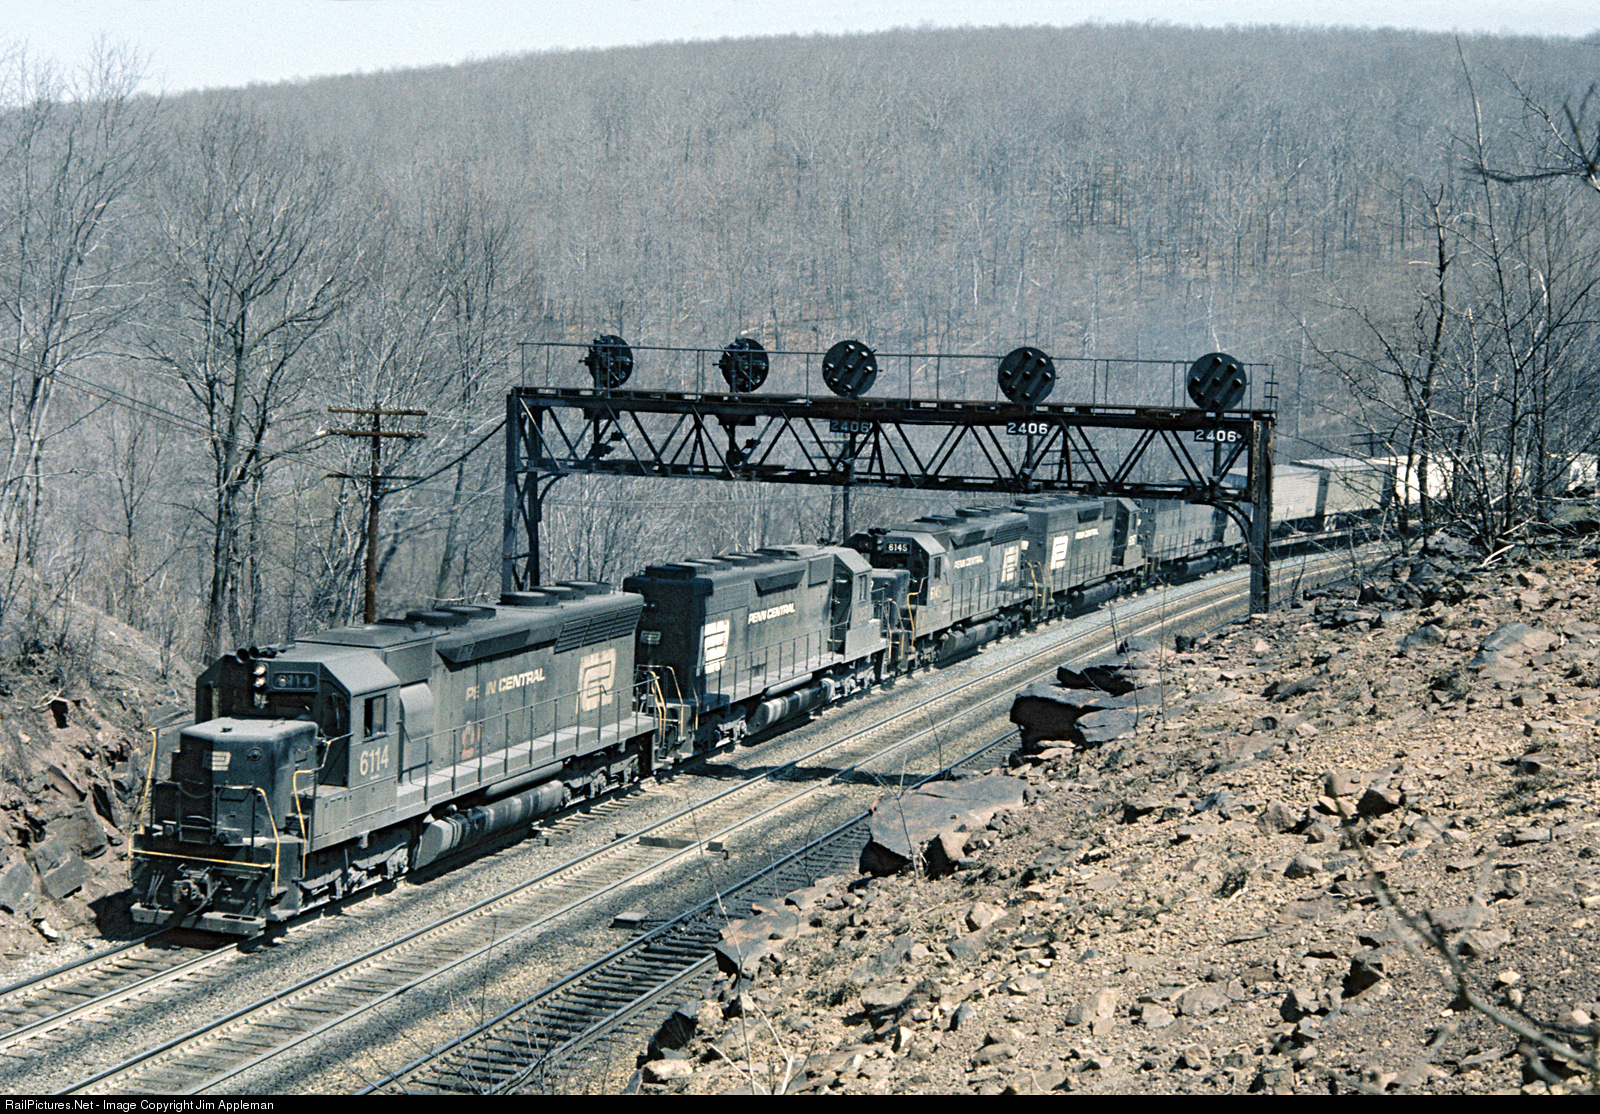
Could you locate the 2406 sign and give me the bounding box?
[1005,420,1057,436]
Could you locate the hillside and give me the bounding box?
[6,23,1599,666]
[0,585,193,964]
[650,537,1600,1095]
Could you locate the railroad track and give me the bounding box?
[364,728,1027,1095]
[0,930,246,1056]
[50,547,1357,1095]
[367,814,873,1095]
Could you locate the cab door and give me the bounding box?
[342,686,399,830]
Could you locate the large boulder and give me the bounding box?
[860,775,1025,877]
[1010,680,1177,748]
[1470,622,1558,667]
[0,860,38,916]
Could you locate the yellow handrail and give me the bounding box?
[292,767,314,876]
[137,727,158,836]
[253,786,282,895]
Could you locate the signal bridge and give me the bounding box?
[504,339,1275,611]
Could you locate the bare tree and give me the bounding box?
[409,169,533,605]
[1317,139,1600,552]
[1310,184,1455,552]
[140,104,362,660]
[1456,69,1600,541]
[0,43,158,584]
[306,199,448,626]
[293,167,535,624]
[1473,79,1600,197]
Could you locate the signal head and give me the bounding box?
[997,347,1056,405]
[821,340,877,398]
[583,335,633,390]
[1187,352,1246,412]
[719,338,769,393]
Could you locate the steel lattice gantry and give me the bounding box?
[503,386,1275,611]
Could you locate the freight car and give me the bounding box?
[1224,456,1396,537]
[131,457,1388,934]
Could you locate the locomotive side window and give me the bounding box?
[364,695,387,738]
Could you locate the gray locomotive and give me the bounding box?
[131,465,1386,933]
[132,587,659,933]
[848,495,1148,668]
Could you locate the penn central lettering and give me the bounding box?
[748,602,796,624]
[464,668,547,701]
[495,668,546,692]
[1074,527,1101,540]
[953,554,985,569]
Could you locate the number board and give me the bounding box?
[270,671,319,692]
[1005,420,1056,436]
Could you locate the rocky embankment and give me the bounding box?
[0,605,190,965]
[643,543,1600,1095]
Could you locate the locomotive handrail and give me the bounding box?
[137,727,158,835]
[317,730,353,780]
[1022,561,1046,614]
[644,665,694,758]
[645,671,667,748]
[128,848,272,869]
[390,672,655,807]
[254,786,282,895]
[292,768,314,875]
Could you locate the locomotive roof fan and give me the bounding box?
[719,337,769,393]
[1187,351,1246,413]
[822,340,877,398]
[997,346,1056,405]
[583,334,633,390]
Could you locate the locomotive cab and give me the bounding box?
[197,643,404,790]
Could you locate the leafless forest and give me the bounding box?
[2,24,1597,678]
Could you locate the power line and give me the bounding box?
[0,347,504,484]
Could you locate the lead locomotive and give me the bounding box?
[132,587,655,932]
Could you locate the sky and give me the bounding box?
[7,1,1597,96]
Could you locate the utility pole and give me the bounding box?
[327,406,426,623]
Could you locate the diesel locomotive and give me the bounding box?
[132,587,658,932]
[131,464,1386,934]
